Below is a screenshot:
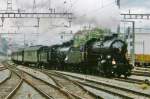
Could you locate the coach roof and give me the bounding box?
[24,45,49,51]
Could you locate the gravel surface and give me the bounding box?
[11,82,46,99]
[0,69,10,83]
[17,66,56,86]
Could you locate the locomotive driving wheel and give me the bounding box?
[124,69,131,78]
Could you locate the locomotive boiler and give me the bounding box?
[65,34,133,77]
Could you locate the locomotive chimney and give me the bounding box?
[112,34,118,38]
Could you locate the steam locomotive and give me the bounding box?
[11,34,133,78]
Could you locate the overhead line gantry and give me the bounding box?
[0,12,73,19]
[121,13,150,20]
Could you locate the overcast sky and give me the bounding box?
[0,0,150,47]
[121,0,150,9]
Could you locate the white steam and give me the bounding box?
[0,0,120,46]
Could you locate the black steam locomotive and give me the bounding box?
[11,34,133,78]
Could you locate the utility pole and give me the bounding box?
[143,40,145,55]
[121,20,135,66]
[7,0,13,11]
[33,0,37,13]
[116,0,120,8]
[117,0,120,34]
[132,21,135,66]
[0,17,5,27]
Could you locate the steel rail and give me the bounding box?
[5,79,23,99]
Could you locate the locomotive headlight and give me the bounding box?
[101,60,106,64]
[112,60,116,65]
[65,56,68,61]
[107,55,111,59]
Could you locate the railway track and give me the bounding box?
[54,71,150,99]
[114,77,148,85]
[2,63,52,99]
[41,70,100,99]
[114,74,150,85]
[5,61,150,99]
[18,66,127,99]
[29,68,146,99]
[0,67,7,71]
[4,62,96,99]
[132,70,150,77]
[132,67,150,77]
[135,67,150,71]
[0,69,22,99]
[9,63,128,99]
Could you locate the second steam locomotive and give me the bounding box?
[11,29,133,78]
